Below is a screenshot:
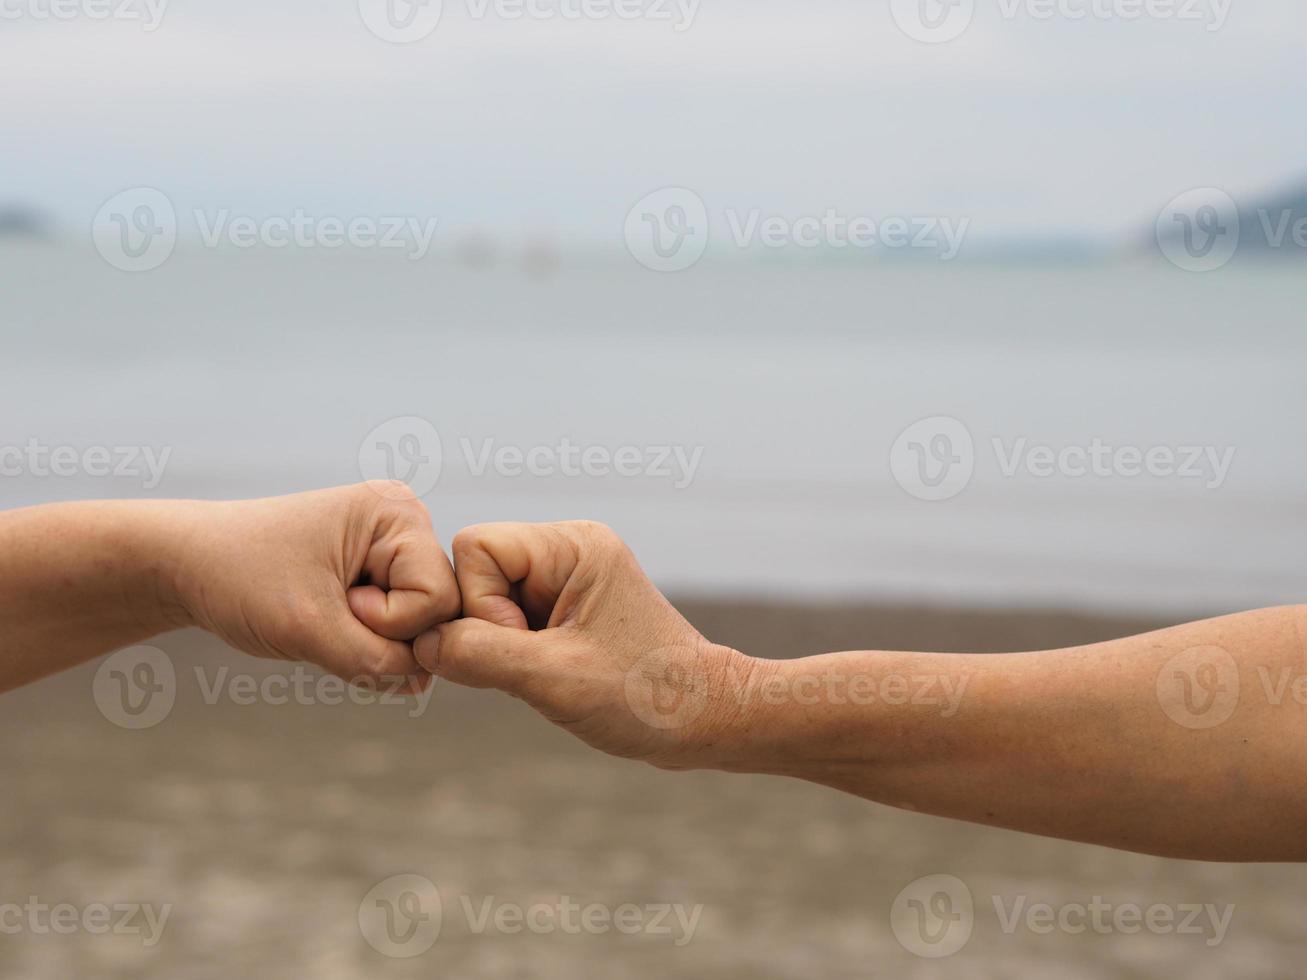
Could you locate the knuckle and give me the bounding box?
[348,659,385,685]
[357,478,419,506]
[434,586,463,621]
[271,596,327,654]
[412,581,462,629]
[567,520,621,549]
[359,645,409,685]
[452,524,492,562]
[377,478,416,499]
[391,493,429,521]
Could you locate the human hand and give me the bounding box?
[413,521,764,769]
[169,482,460,692]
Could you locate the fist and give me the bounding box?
[174,482,461,691]
[414,521,762,769]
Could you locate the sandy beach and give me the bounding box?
[1,597,1300,979]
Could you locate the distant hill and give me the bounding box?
[0,205,53,239]
[1152,181,1307,261]
[1238,182,1307,253]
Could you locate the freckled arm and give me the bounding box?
[723,607,1307,861]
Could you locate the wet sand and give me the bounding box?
[0,599,1300,979]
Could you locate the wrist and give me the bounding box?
[702,653,902,779]
[117,499,210,634]
[691,647,790,774]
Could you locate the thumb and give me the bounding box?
[414,618,553,697]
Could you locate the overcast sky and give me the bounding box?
[4,0,1305,243]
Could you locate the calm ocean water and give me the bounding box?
[3,243,1304,616]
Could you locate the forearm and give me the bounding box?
[722,606,1307,862]
[0,501,198,692]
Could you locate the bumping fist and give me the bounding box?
[414,521,763,770]
[172,482,461,692]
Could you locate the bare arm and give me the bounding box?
[416,521,1307,862]
[0,500,194,691]
[0,484,461,694]
[728,607,1307,862]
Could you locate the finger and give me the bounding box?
[414,618,552,697]
[349,514,461,641]
[451,523,583,630]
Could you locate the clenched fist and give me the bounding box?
[173,482,461,691]
[413,521,765,769]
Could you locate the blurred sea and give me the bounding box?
[2,242,1304,616]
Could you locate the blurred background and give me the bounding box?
[2,1,1305,977]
